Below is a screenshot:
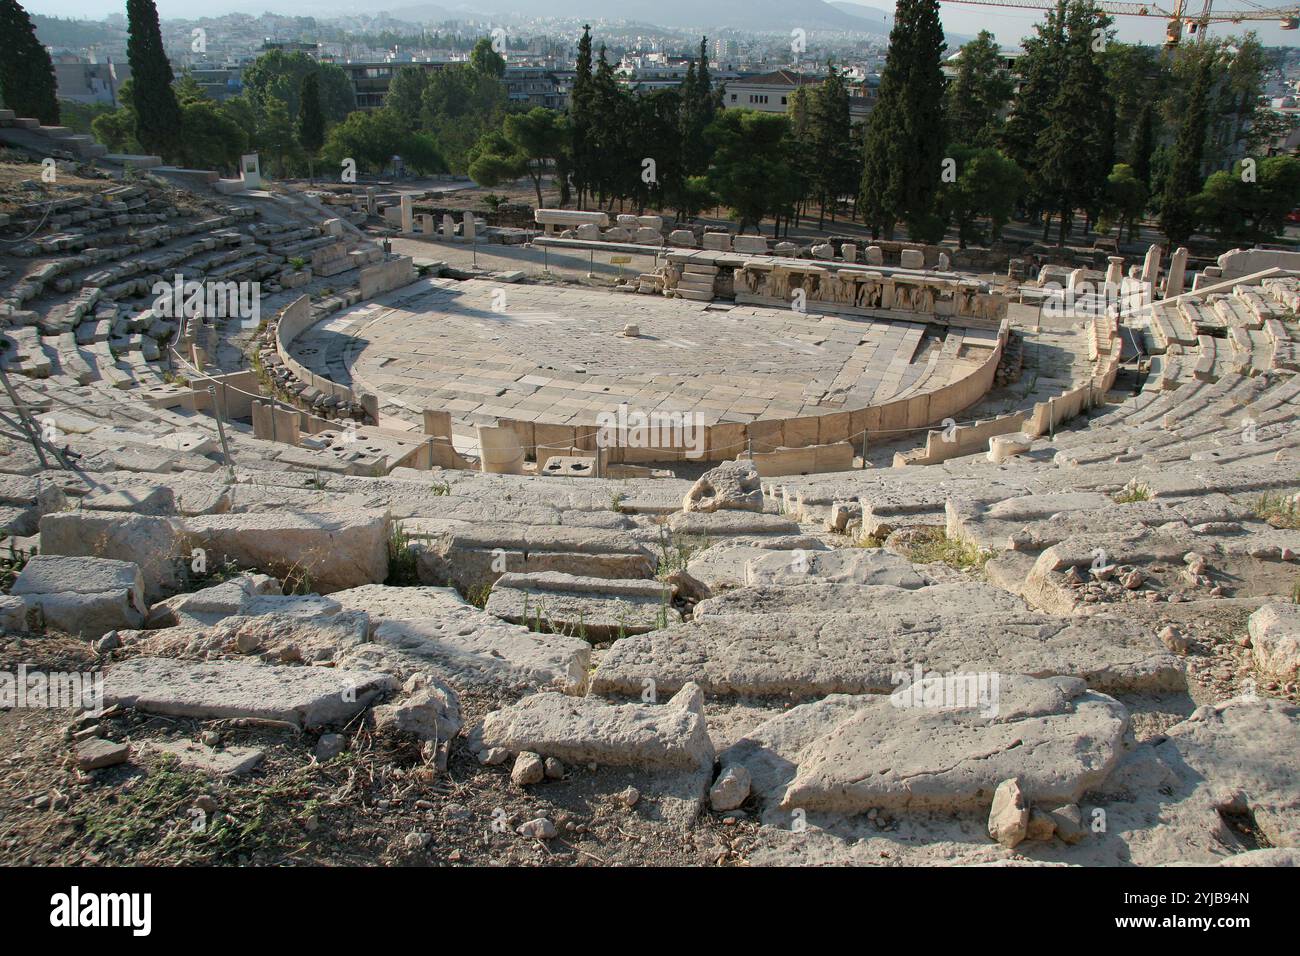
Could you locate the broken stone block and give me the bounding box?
[594,583,1183,698]
[1248,604,1299,681]
[372,677,462,742]
[12,555,146,637]
[418,524,655,593]
[682,461,763,514]
[478,690,713,770]
[39,511,182,600]
[101,657,395,728]
[485,571,677,639]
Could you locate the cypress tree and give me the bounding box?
[297,72,324,181]
[1130,102,1156,191]
[1161,53,1213,246]
[0,0,59,125]
[858,0,947,240]
[810,62,853,228]
[570,25,594,207]
[1035,1,1113,244]
[946,31,1012,148]
[126,0,182,160]
[1001,2,1066,227]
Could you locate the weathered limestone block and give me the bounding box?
[11,555,146,636]
[682,461,763,513]
[39,511,183,600]
[668,229,695,247]
[341,608,591,694]
[101,657,395,728]
[593,583,1184,698]
[132,610,370,663]
[743,548,926,589]
[778,676,1127,814]
[477,684,712,769]
[900,249,924,270]
[178,509,389,593]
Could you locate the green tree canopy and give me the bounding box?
[0,0,59,124]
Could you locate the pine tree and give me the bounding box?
[0,0,59,125]
[569,25,594,208]
[1161,53,1214,246]
[297,72,325,181]
[858,0,947,239]
[126,0,182,160]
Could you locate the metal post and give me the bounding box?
[0,365,51,468]
[208,386,234,481]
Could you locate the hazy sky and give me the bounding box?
[22,0,1300,48]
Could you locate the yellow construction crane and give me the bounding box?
[940,0,1299,45]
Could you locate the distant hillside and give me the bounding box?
[460,0,881,32]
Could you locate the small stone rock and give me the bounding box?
[480,747,509,765]
[1121,569,1145,590]
[315,733,345,762]
[74,738,129,771]
[1159,624,1190,654]
[516,817,557,840]
[709,765,752,812]
[404,831,432,850]
[95,631,121,653]
[987,778,1029,849]
[1026,806,1057,841]
[543,757,564,780]
[511,751,545,786]
[193,795,217,814]
[617,786,640,808]
[1047,803,1087,844]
